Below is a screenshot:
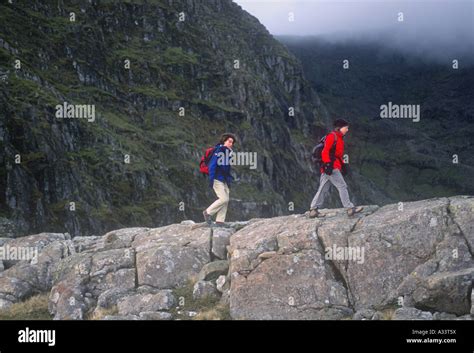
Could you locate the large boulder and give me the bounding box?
[342,198,449,309]
[1,232,70,268]
[0,237,76,309]
[228,197,474,319]
[393,307,433,320]
[448,196,474,251]
[193,281,220,300]
[409,268,474,315]
[341,197,473,313]
[133,224,211,289]
[48,223,213,319]
[471,291,474,316]
[48,247,137,319]
[229,214,353,320]
[212,228,235,260]
[49,278,90,320]
[117,290,176,316]
[197,260,229,282]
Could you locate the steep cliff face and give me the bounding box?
[0,196,472,320]
[0,0,323,236]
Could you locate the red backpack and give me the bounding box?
[199,147,216,175]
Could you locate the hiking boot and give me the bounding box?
[308,208,324,218]
[213,221,228,228]
[203,210,212,225]
[347,206,364,217]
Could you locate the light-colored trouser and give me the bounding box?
[206,180,230,222]
[310,169,354,209]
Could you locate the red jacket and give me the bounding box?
[320,130,345,173]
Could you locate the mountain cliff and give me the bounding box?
[0,0,323,237]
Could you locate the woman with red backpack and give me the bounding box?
[201,133,236,226]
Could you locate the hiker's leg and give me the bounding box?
[310,173,331,209]
[206,180,229,219]
[215,183,230,222]
[329,170,354,208]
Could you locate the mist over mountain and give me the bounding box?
[236,0,474,64]
[279,30,474,66]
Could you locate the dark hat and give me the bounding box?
[334,119,350,128]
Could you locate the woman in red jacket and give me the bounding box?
[309,119,363,218]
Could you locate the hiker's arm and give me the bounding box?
[221,158,231,176]
[223,163,233,186]
[208,153,217,186]
[321,133,335,163]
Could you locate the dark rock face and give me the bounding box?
[0,0,321,237]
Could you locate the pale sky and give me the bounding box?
[233,0,474,59]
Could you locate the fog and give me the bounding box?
[234,0,474,61]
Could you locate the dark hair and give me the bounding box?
[333,119,350,129]
[219,132,237,145]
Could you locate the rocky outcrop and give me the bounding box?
[229,196,473,320]
[0,196,472,320]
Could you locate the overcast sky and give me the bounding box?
[233,0,474,59]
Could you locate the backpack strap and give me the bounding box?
[329,132,338,163]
